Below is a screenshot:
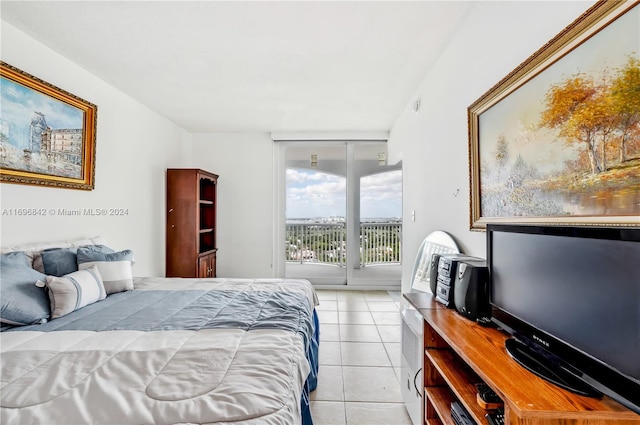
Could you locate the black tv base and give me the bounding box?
[504,338,602,398]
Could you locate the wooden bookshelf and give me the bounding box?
[166,168,218,278]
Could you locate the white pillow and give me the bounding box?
[77,247,134,294]
[44,265,107,319]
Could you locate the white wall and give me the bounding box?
[0,22,192,276]
[389,1,594,292]
[2,2,595,283]
[191,133,274,278]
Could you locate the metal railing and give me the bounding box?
[285,221,401,267]
[359,222,402,266]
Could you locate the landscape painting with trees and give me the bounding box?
[469,1,640,229]
[481,56,639,218]
[469,1,639,229]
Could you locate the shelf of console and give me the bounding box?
[426,349,486,424]
[406,293,640,425]
[425,387,455,425]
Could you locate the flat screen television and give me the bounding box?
[487,224,640,414]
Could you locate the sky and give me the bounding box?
[478,4,638,177]
[286,168,402,219]
[0,76,83,149]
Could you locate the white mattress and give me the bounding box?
[1,277,316,425]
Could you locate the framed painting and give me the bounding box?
[468,0,639,230]
[0,62,97,190]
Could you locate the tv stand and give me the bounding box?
[403,292,640,425]
[504,338,601,398]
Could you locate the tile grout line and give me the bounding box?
[313,289,409,424]
[371,291,401,375]
[338,297,348,425]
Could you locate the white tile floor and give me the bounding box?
[310,289,412,425]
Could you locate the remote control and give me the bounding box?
[485,408,505,425]
[475,382,503,409]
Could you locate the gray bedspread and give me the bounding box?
[9,289,313,337]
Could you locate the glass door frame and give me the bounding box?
[273,136,401,288]
[274,141,348,285]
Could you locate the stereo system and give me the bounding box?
[434,253,472,307]
[431,253,490,321]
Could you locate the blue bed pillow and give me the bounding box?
[41,248,78,277]
[0,251,50,326]
[41,245,115,277]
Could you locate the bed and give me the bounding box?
[0,238,319,425]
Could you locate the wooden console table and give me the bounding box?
[403,292,640,425]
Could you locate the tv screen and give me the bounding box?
[487,224,640,413]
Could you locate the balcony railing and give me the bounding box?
[360,222,402,265]
[286,221,401,267]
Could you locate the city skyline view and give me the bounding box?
[286,168,402,219]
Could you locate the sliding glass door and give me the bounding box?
[275,140,401,287]
[353,143,402,284]
[283,143,348,285]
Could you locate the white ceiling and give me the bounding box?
[1,1,472,133]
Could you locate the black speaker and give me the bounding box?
[428,253,441,294]
[453,259,490,321]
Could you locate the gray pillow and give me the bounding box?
[41,245,114,277]
[0,251,49,326]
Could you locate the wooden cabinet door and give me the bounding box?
[198,256,209,278]
[208,252,216,277]
[197,252,216,278]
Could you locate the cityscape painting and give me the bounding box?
[468,1,639,229]
[0,62,97,190]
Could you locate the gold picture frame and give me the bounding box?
[468,1,639,230]
[1,62,97,190]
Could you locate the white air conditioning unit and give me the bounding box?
[400,301,423,425]
[401,231,459,425]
